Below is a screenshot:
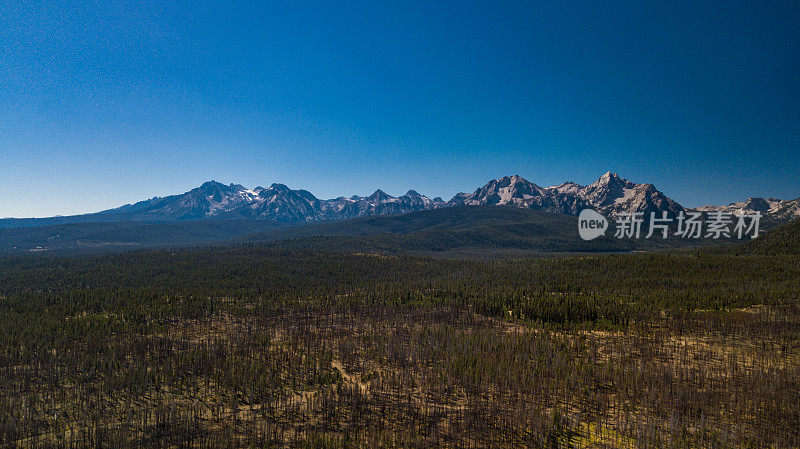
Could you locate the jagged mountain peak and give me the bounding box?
[549,181,582,195]
[448,192,471,205]
[453,175,584,214]
[600,171,619,181]
[461,175,545,206]
[367,189,393,202]
[123,173,685,222]
[1,172,716,228]
[740,197,772,211]
[588,172,632,189]
[695,196,800,220]
[267,183,292,192]
[496,174,535,187]
[581,173,682,216]
[195,180,230,193]
[501,174,524,182]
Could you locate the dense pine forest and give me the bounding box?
[1,206,759,256]
[1,220,799,448]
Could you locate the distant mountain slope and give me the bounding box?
[0,206,707,256]
[330,189,447,219]
[696,197,800,220]
[449,172,684,217]
[448,175,588,215]
[2,172,795,230]
[578,172,684,217]
[240,206,718,257]
[0,220,291,254]
[245,205,581,241]
[0,181,447,228]
[2,204,775,257]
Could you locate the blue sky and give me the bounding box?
[1,1,799,217]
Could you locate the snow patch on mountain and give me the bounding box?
[695,197,800,219]
[19,173,794,226]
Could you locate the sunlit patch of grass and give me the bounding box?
[569,422,636,448]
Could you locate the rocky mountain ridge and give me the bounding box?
[2,172,797,228]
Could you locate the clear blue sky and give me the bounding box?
[1,1,799,217]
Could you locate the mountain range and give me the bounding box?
[697,197,800,220]
[1,172,797,229]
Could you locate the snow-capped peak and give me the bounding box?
[61,172,705,225]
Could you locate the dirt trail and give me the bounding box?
[331,360,369,393]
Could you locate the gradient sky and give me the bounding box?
[1,1,799,217]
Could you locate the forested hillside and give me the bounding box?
[0,206,752,257]
[0,219,292,254]
[734,216,800,255]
